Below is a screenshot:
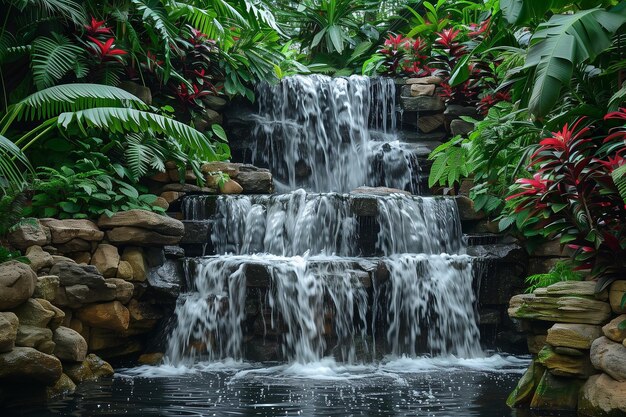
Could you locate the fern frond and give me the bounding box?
[31,33,84,90]
[612,164,626,204]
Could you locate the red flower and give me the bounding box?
[84,17,112,35]
[537,119,590,152]
[384,34,409,51]
[506,174,550,201]
[468,18,490,37]
[435,28,461,49]
[87,36,127,61]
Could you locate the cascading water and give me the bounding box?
[250,75,419,193]
[166,75,482,367]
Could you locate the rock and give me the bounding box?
[507,359,545,407]
[603,315,626,343]
[69,251,91,264]
[527,334,547,354]
[450,119,474,137]
[162,191,186,205]
[88,328,127,350]
[98,209,185,237]
[591,336,626,381]
[106,278,134,304]
[236,171,273,194]
[119,81,152,105]
[32,275,59,302]
[138,352,164,365]
[0,347,62,384]
[509,293,612,325]
[220,179,243,194]
[39,219,104,244]
[410,83,435,96]
[147,259,183,300]
[55,238,92,253]
[0,312,18,353]
[106,227,183,246]
[7,219,49,249]
[150,171,170,182]
[61,282,116,309]
[537,345,596,378]
[90,244,120,277]
[444,104,479,120]
[547,323,602,349]
[418,114,445,133]
[350,186,410,196]
[609,280,626,314]
[53,326,87,362]
[49,262,106,288]
[116,260,134,280]
[76,301,130,332]
[153,196,169,210]
[201,161,241,176]
[15,325,53,353]
[204,95,227,110]
[533,240,570,257]
[12,298,54,328]
[160,183,205,193]
[455,196,485,221]
[46,373,76,398]
[24,246,53,273]
[52,255,77,264]
[536,281,607,300]
[400,96,445,112]
[127,299,162,332]
[554,346,585,357]
[121,248,147,281]
[181,221,211,245]
[406,76,442,85]
[36,299,65,329]
[64,353,114,384]
[164,246,185,259]
[579,373,626,417]
[0,261,36,310]
[530,370,584,412]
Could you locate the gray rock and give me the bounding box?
[400,96,445,112]
[15,325,54,353]
[97,209,184,236]
[0,261,36,310]
[181,221,211,244]
[39,219,104,244]
[236,171,274,194]
[7,219,49,250]
[0,312,19,353]
[0,347,62,384]
[12,298,54,328]
[53,326,87,362]
[591,336,626,381]
[33,275,60,301]
[25,245,54,272]
[147,259,183,300]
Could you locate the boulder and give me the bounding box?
[508,293,612,325]
[153,196,169,210]
[88,328,127,350]
[25,245,54,272]
[400,96,445,112]
[418,114,445,133]
[52,255,77,264]
[160,191,185,204]
[219,179,243,194]
[455,196,485,221]
[76,301,130,332]
[119,81,152,105]
[53,326,87,362]
[527,334,547,354]
[55,238,92,253]
[507,359,545,407]
[39,219,104,244]
[147,259,183,300]
[49,262,106,287]
[7,219,49,249]
[450,119,474,137]
[406,76,442,85]
[106,278,134,304]
[0,347,62,384]
[121,247,147,281]
[15,325,54,353]
[0,261,36,310]
[410,83,435,96]
[591,336,626,381]
[46,373,76,398]
[579,373,626,417]
[127,299,162,332]
[537,345,596,378]
[236,171,273,194]
[444,104,479,120]
[12,298,54,328]
[33,275,60,301]
[547,323,603,349]
[0,312,19,353]
[69,251,92,265]
[138,352,164,365]
[61,283,116,308]
[609,280,626,314]
[90,244,120,277]
[63,353,114,384]
[97,209,184,237]
[535,281,607,300]
[603,315,626,343]
[116,260,134,280]
[530,370,584,412]
[35,299,65,329]
[201,161,241,177]
[106,227,183,246]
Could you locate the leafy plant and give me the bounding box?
[0,245,30,264]
[525,260,584,293]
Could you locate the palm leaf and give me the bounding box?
[12,0,86,25]
[57,107,220,160]
[523,8,626,117]
[31,33,84,90]
[11,83,148,121]
[0,134,33,195]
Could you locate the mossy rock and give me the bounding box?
[507,359,545,407]
[530,370,583,412]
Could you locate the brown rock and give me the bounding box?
[36,299,65,330]
[220,179,243,194]
[0,312,19,353]
[76,301,130,332]
[400,95,445,112]
[55,238,92,253]
[138,352,163,365]
[46,373,76,398]
[119,81,152,105]
[16,325,54,353]
[579,373,626,417]
[106,278,134,304]
[52,255,77,264]
[150,171,170,183]
[236,171,273,194]
[410,83,435,96]
[455,196,485,221]
[153,197,169,210]
[0,261,36,310]
[12,298,54,327]
[90,244,120,277]
[25,245,54,272]
[53,326,87,362]
[97,209,184,236]
[537,345,596,378]
[603,315,626,343]
[527,334,547,354]
[406,76,442,85]
[116,260,134,280]
[530,370,583,412]
[0,347,62,384]
[69,251,91,264]
[168,168,197,182]
[418,114,445,133]
[509,293,612,325]
[591,336,626,381]
[127,299,162,332]
[88,328,127,350]
[39,219,104,244]
[106,227,183,246]
[536,281,607,300]
[33,275,60,301]
[201,161,241,177]
[547,323,602,349]
[7,219,49,249]
[121,248,146,281]
[610,280,626,314]
[160,191,185,204]
[64,353,114,383]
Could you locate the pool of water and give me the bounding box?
[4,354,543,417]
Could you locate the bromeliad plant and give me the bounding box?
[504,111,626,290]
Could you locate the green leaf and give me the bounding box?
[211,124,228,141]
[328,26,344,54]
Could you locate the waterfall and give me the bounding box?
[251,75,418,193]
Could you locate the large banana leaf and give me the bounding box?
[0,134,33,195]
[523,8,626,117]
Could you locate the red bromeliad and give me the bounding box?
[84,17,112,35]
[87,36,127,61]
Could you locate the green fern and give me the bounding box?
[11,0,86,25]
[31,33,84,90]
[525,260,583,293]
[123,134,166,180]
[612,164,626,204]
